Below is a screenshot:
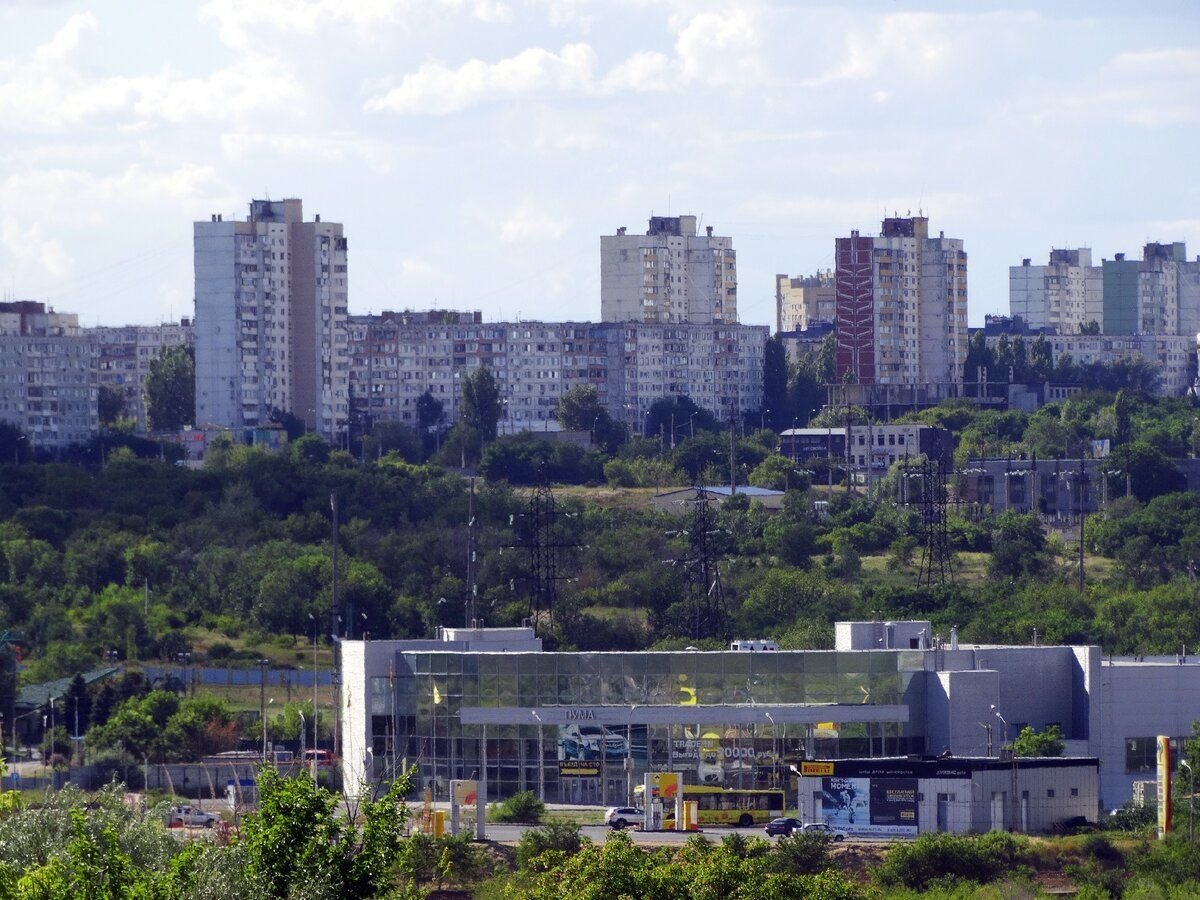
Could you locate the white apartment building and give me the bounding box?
[0,302,97,449]
[88,320,193,431]
[194,199,349,438]
[775,270,835,333]
[601,215,737,324]
[835,217,968,386]
[348,315,767,434]
[1009,249,1103,335]
[981,331,1196,397]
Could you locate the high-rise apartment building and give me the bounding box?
[1009,249,1102,334]
[601,215,737,324]
[775,270,835,333]
[0,301,96,448]
[88,319,194,431]
[834,216,968,385]
[1012,242,1200,340]
[194,199,349,437]
[348,315,766,433]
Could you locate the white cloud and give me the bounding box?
[400,258,435,278]
[498,202,566,242]
[672,8,761,84]
[602,51,671,92]
[0,163,230,217]
[33,11,98,64]
[220,132,392,171]
[367,43,598,115]
[0,217,73,279]
[200,0,511,48]
[0,13,306,129]
[1112,48,1200,73]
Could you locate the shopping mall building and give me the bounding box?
[340,620,1200,815]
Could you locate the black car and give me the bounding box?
[764,816,804,837]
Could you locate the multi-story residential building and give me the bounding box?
[834,216,968,387]
[193,199,349,438]
[979,316,1195,396]
[1009,249,1102,335]
[0,301,97,448]
[348,315,767,434]
[87,319,193,431]
[601,215,737,324]
[775,270,835,333]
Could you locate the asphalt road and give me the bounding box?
[478,824,893,845]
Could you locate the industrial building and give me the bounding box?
[339,618,1200,822]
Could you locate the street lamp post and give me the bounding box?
[258,658,270,760]
[1182,759,1195,843]
[764,712,778,789]
[992,705,1020,831]
[626,705,638,806]
[530,711,545,803]
[310,614,319,786]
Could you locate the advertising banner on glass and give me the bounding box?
[821,776,918,836]
[558,724,646,764]
[671,732,778,785]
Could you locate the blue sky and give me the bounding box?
[0,0,1197,328]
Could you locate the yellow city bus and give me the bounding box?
[642,785,787,828]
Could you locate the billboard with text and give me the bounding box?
[821,776,918,836]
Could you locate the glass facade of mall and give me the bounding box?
[369,649,928,803]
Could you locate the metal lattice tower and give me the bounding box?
[679,488,727,640]
[510,475,579,632]
[917,458,952,587]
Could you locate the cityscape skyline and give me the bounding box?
[1,1,1197,329]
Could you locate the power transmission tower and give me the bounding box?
[917,458,952,587]
[677,488,727,640]
[509,473,579,633]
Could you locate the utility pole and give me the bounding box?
[1078,456,1086,594]
[466,477,477,627]
[729,419,736,495]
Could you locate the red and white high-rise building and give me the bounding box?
[834,216,968,387]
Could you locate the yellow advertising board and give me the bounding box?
[800,761,835,777]
[1157,735,1172,839]
[559,761,601,777]
[650,772,681,799]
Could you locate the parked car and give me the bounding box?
[605,806,645,829]
[764,816,804,836]
[167,805,218,828]
[801,822,846,841]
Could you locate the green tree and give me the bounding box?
[555,385,623,452]
[461,365,503,442]
[761,335,789,431]
[97,386,126,428]
[241,765,413,898]
[416,389,444,431]
[145,345,194,431]
[1012,724,1065,757]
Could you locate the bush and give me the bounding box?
[770,830,833,875]
[488,790,545,824]
[515,822,585,872]
[874,831,1032,891]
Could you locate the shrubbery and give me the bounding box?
[487,790,545,824]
